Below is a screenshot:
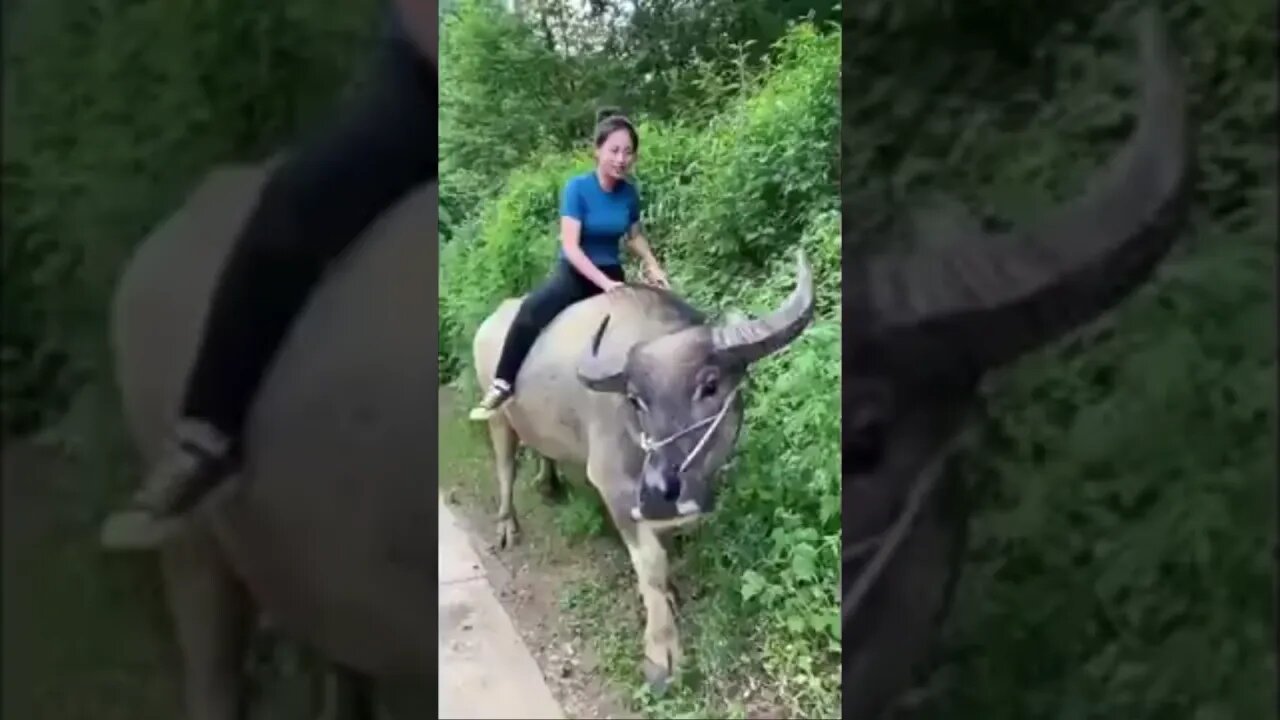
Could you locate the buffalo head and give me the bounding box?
[578,248,816,522]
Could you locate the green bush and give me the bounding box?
[440,20,841,718]
[2,0,380,437]
[438,0,581,240]
[436,0,842,244]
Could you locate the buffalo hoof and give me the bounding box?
[642,658,672,695]
[496,517,520,549]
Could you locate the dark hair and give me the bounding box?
[593,106,639,151]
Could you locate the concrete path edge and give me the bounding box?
[438,495,564,720]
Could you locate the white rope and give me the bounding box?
[638,383,743,476]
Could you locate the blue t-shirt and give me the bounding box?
[557,171,641,267]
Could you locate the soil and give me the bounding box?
[442,491,641,720]
[2,438,182,720]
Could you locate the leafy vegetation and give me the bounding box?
[439,1,841,717]
[3,0,382,438]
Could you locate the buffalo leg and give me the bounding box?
[533,454,564,500]
[485,416,520,549]
[588,443,682,691]
[628,523,682,692]
[160,527,252,720]
[598,494,682,691]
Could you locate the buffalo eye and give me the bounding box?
[696,375,718,400]
[626,391,646,412]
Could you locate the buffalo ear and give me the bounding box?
[577,314,627,393]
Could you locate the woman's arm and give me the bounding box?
[560,178,621,291]
[562,217,622,291]
[626,223,669,288]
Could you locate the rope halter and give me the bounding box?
[636,382,743,482]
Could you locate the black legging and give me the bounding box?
[181,28,437,451]
[494,260,626,387]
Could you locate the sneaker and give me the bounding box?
[99,419,236,551]
[468,379,513,421]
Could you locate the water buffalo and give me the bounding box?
[839,8,1192,718]
[470,248,816,690]
[107,166,441,719]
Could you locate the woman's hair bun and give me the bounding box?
[595,105,625,125]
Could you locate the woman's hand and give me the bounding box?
[626,226,670,290]
[643,263,670,289]
[601,278,625,292]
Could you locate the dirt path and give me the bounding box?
[2,438,181,720]
[2,436,318,719]
[443,501,640,719]
[438,388,642,720]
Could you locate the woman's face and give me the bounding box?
[596,128,636,182]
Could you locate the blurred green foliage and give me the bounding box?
[839,1,1275,717]
[2,0,382,436]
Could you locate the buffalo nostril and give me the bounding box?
[662,471,681,502]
